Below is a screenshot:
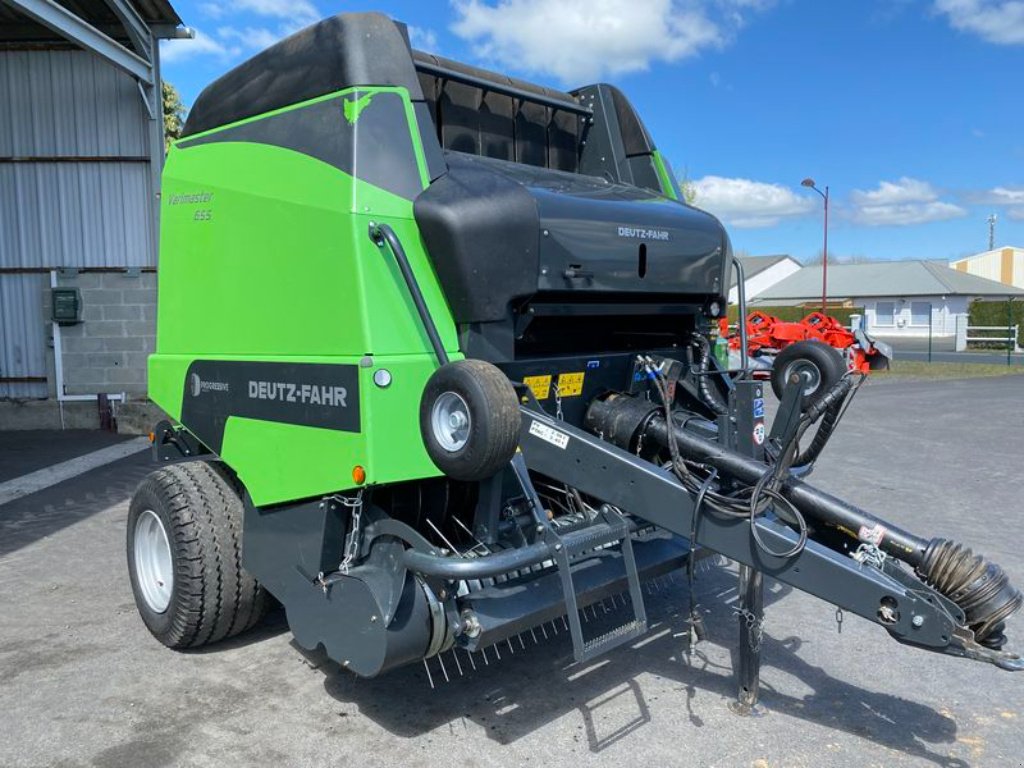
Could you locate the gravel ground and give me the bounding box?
[1,375,1023,768]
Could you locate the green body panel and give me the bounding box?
[651,151,682,202]
[151,87,458,506]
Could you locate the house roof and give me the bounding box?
[730,254,797,286]
[950,246,1023,266]
[754,260,1024,302]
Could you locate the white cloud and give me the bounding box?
[202,0,320,26]
[691,176,815,228]
[848,177,967,226]
[218,26,283,51]
[450,0,771,83]
[973,186,1024,221]
[974,185,1024,205]
[409,25,439,51]
[934,0,1024,45]
[159,30,238,63]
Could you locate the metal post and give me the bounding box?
[728,380,766,716]
[734,564,764,713]
[822,186,829,314]
[928,302,933,363]
[1009,297,1014,367]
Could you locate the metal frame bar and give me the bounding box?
[517,403,960,652]
[2,0,153,83]
[102,0,150,57]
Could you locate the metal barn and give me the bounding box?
[0,0,185,405]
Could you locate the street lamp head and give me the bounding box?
[801,178,816,188]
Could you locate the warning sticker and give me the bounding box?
[753,423,766,445]
[523,374,552,400]
[529,420,570,449]
[556,371,585,397]
[858,524,887,546]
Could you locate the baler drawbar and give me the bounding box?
[128,11,1021,715]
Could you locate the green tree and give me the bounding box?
[162,81,186,151]
[676,169,698,205]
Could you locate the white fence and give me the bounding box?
[965,325,1021,352]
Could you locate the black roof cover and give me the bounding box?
[182,12,423,136]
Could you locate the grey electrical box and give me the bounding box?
[51,288,82,325]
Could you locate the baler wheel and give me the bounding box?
[770,340,846,407]
[127,461,269,649]
[420,359,520,481]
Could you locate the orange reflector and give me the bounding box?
[352,465,366,485]
[148,432,155,443]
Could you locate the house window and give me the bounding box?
[874,301,895,327]
[910,301,931,326]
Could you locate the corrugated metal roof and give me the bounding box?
[0,273,48,398]
[0,51,148,157]
[756,260,1024,301]
[0,0,182,42]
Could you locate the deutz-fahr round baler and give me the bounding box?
[128,12,1022,698]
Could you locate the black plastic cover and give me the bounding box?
[414,153,541,323]
[182,13,423,136]
[415,153,729,324]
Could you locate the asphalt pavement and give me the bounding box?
[1,374,1023,768]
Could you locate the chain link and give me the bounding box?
[553,384,564,421]
[853,542,887,569]
[337,490,364,575]
[835,607,844,634]
[736,607,764,653]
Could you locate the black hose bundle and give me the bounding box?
[690,334,729,416]
[917,539,1023,649]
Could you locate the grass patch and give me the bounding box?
[873,360,1024,379]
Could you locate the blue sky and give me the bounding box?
[160,1,1024,264]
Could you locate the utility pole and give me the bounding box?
[988,213,997,251]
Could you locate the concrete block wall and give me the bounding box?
[47,271,157,396]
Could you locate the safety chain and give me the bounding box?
[736,607,765,653]
[553,384,564,421]
[337,490,365,575]
[852,542,888,570]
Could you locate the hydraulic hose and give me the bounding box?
[586,394,1023,646]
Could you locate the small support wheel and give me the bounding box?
[770,340,846,408]
[127,461,269,649]
[419,359,520,481]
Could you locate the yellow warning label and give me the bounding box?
[557,371,585,397]
[523,374,552,400]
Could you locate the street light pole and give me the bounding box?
[802,178,829,314]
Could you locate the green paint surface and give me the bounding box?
[652,151,682,202]
[343,92,375,125]
[152,86,456,505]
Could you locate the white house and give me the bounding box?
[751,260,1024,348]
[950,246,1024,290]
[729,255,802,303]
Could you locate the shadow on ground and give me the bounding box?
[285,564,961,765]
[0,453,151,557]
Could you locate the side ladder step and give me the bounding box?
[554,506,648,663]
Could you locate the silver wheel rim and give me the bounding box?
[431,391,471,452]
[134,509,173,613]
[784,359,822,396]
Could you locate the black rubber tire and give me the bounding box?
[127,461,268,649]
[770,340,846,407]
[419,359,520,481]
